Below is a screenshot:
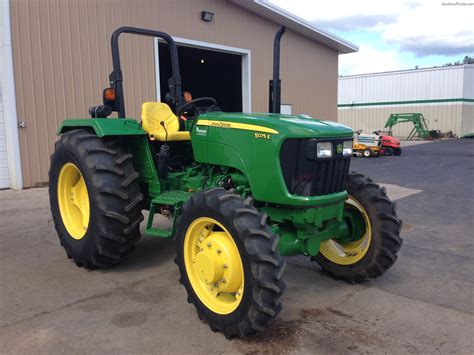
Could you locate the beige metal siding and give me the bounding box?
[461,104,474,136]
[10,0,338,187]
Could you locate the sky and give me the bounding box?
[268,0,474,76]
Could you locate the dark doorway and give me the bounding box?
[158,43,242,112]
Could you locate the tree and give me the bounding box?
[463,55,474,64]
[443,56,473,67]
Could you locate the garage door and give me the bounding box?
[0,73,9,189]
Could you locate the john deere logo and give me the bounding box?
[336,144,343,154]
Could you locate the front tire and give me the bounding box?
[363,148,373,158]
[49,129,144,269]
[312,172,402,283]
[394,148,402,155]
[176,188,286,338]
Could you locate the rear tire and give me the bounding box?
[176,188,286,338]
[384,147,393,156]
[49,129,144,269]
[312,172,402,283]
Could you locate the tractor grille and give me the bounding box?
[279,138,351,197]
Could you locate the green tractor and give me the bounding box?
[49,27,402,337]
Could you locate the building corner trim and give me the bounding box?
[1,0,23,190]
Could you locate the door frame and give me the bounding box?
[0,0,23,189]
[154,37,252,113]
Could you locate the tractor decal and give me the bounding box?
[197,119,279,134]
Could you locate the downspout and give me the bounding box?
[0,0,23,189]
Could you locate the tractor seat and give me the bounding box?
[141,102,190,141]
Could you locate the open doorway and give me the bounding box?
[155,38,251,113]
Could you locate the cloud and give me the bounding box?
[269,0,413,30]
[268,0,474,57]
[382,2,474,56]
[339,46,403,76]
[395,38,473,57]
[313,14,398,32]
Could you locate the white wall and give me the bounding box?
[0,6,10,189]
[461,65,474,136]
[463,65,474,100]
[337,65,473,137]
[0,0,22,189]
[338,65,467,104]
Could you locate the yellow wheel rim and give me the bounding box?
[183,217,244,315]
[57,163,90,240]
[320,196,372,265]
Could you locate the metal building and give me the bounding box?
[338,65,474,138]
[0,0,356,189]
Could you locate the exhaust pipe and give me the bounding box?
[269,26,286,114]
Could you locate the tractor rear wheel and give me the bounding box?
[49,129,144,268]
[176,188,286,338]
[312,172,402,283]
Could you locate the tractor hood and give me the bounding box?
[192,111,353,207]
[198,112,353,138]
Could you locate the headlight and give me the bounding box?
[317,142,333,158]
[343,140,353,156]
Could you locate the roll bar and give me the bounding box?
[109,26,183,118]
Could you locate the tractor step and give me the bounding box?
[145,190,192,238]
[152,190,193,205]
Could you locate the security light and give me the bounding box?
[201,11,214,22]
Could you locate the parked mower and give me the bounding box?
[49,27,402,338]
[353,130,382,157]
[374,131,402,156]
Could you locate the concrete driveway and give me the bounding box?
[1,139,473,354]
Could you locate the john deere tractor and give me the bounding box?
[49,27,402,337]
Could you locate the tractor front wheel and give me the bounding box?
[176,188,286,338]
[394,148,402,155]
[49,129,144,268]
[312,172,402,283]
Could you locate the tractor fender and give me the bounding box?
[57,118,147,137]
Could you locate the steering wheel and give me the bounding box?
[177,97,217,117]
[176,97,217,133]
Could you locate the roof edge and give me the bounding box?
[231,0,358,54]
[339,63,473,79]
